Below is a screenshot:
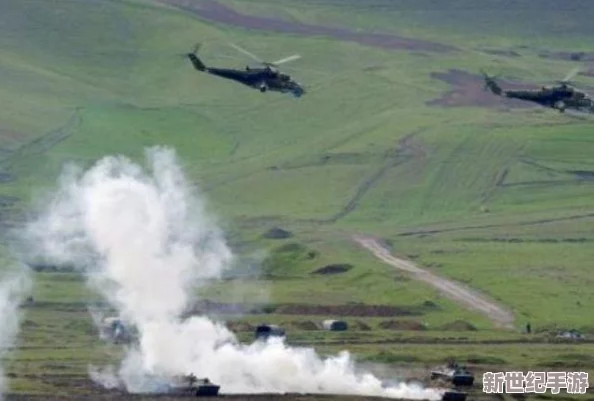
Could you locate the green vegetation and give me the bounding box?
[1,0,593,396]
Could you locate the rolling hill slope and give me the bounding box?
[2,0,594,325]
[1,1,594,395]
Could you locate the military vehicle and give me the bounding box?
[167,374,220,396]
[431,362,475,386]
[451,367,475,386]
[482,67,594,113]
[442,390,468,401]
[186,43,306,97]
[255,324,286,340]
[100,317,136,344]
[322,320,348,331]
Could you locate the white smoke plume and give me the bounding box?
[0,272,30,400]
[25,146,444,400]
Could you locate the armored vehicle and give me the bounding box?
[451,367,474,386]
[431,362,474,386]
[442,391,467,401]
[167,374,220,397]
[255,324,286,340]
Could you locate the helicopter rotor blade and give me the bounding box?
[176,42,202,59]
[228,43,264,64]
[561,66,581,83]
[270,54,301,66]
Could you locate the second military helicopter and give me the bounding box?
[186,43,306,98]
[482,67,594,113]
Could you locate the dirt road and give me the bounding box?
[354,236,515,329]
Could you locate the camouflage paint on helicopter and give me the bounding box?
[482,67,594,113]
[186,43,305,98]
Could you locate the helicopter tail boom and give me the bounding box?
[187,43,207,72]
[481,71,503,96]
[188,53,206,71]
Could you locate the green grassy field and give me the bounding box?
[1,0,594,397]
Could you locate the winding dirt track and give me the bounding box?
[354,236,515,330]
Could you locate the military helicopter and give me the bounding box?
[481,67,594,113]
[186,43,306,97]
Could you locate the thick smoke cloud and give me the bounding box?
[25,146,443,400]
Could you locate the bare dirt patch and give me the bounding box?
[479,48,521,58]
[427,69,537,109]
[157,0,456,53]
[311,264,353,275]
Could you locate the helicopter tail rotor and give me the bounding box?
[480,69,503,95]
[183,42,207,71]
[176,42,202,59]
[191,42,201,55]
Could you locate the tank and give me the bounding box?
[194,378,221,396]
[167,374,220,397]
[451,367,474,386]
[442,391,467,401]
[430,362,474,387]
[255,324,286,340]
[322,320,348,331]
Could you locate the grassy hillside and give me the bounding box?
[1,0,594,396]
[224,0,594,48]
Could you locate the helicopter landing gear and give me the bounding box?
[259,84,267,93]
[554,101,566,113]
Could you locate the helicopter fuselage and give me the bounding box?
[504,86,574,106]
[484,75,594,112]
[187,52,305,97]
[205,67,304,96]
